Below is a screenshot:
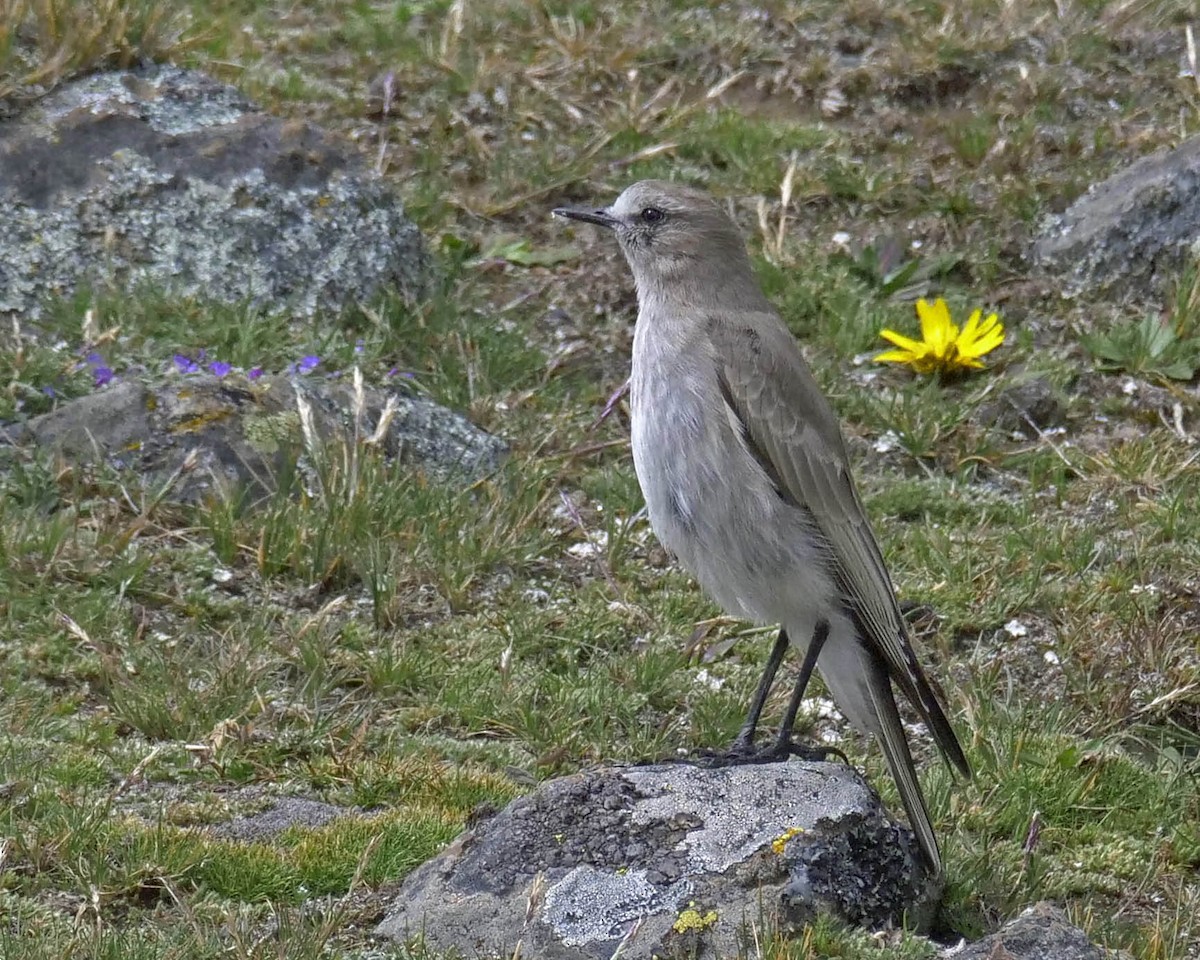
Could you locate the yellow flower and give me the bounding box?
[875,298,1005,375]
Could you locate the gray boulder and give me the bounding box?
[945,902,1132,960]
[4,373,506,501]
[1033,136,1200,299]
[377,761,938,960]
[0,66,429,319]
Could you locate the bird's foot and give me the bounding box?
[774,739,850,766]
[693,732,759,767]
[694,733,849,768]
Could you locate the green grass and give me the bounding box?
[2,0,1200,957]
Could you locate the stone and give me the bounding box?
[2,373,506,502]
[211,796,353,843]
[377,761,938,960]
[0,66,430,320]
[975,377,1065,436]
[1032,135,1200,299]
[944,901,1132,960]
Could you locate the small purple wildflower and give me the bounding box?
[298,355,320,373]
[355,338,365,354]
[42,385,57,398]
[84,351,115,387]
[174,353,200,374]
[208,361,232,378]
[387,367,416,379]
[248,366,264,381]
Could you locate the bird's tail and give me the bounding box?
[867,669,942,877]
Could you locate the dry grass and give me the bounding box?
[0,0,200,100]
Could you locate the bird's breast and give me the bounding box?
[629,336,811,622]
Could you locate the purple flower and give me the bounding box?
[298,355,320,373]
[387,367,416,379]
[42,385,57,397]
[174,353,200,374]
[355,338,365,354]
[85,351,115,386]
[248,367,264,381]
[208,361,232,378]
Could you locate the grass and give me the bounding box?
[2,0,1200,957]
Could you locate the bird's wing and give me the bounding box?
[707,313,969,777]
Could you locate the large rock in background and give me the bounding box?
[0,65,430,319]
[0,65,505,495]
[1033,135,1200,299]
[1,373,507,502]
[377,761,938,960]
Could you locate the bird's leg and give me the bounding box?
[767,620,848,764]
[697,621,848,768]
[724,627,790,758]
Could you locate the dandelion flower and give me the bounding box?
[875,298,1004,375]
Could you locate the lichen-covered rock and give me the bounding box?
[3,373,505,501]
[1032,136,1200,299]
[377,761,938,960]
[0,66,430,319]
[945,902,1132,960]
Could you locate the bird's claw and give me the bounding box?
[694,735,849,769]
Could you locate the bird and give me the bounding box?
[552,180,970,876]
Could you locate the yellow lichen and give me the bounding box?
[169,409,235,434]
[671,903,717,934]
[771,826,804,855]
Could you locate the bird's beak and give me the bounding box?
[552,206,619,229]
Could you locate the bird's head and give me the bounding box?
[553,180,752,289]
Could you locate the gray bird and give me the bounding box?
[553,180,969,875]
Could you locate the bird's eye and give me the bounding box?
[640,206,665,224]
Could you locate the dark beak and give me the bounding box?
[552,206,619,229]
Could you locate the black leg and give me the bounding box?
[773,621,825,745]
[695,620,849,768]
[727,627,790,756]
[770,620,846,763]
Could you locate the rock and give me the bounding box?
[1032,136,1200,299]
[377,761,938,960]
[211,796,354,843]
[0,66,430,320]
[945,901,1131,960]
[975,377,1065,436]
[2,373,506,502]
